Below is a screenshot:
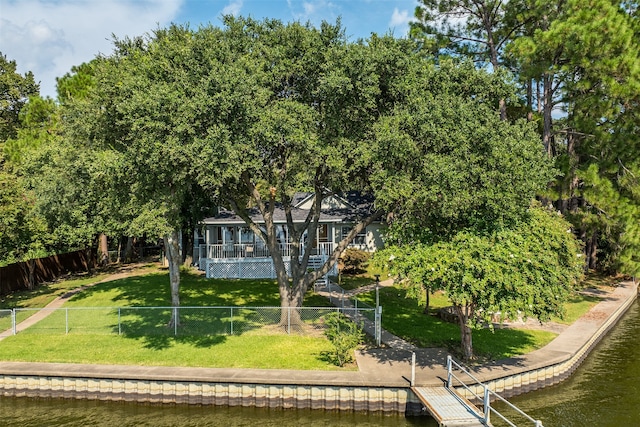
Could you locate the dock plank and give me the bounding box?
[412,386,488,426]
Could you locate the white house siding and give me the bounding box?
[337,223,385,253]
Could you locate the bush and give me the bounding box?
[341,248,370,274]
[323,312,365,367]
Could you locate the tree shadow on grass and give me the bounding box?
[70,271,282,307]
[113,306,282,350]
[472,327,551,361]
[67,271,325,351]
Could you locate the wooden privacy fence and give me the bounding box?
[0,250,95,295]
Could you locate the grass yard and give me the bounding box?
[353,284,593,360]
[0,263,161,326]
[0,264,614,366]
[0,333,337,370]
[0,268,344,370]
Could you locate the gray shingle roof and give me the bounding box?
[201,192,376,225]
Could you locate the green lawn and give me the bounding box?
[0,268,343,370]
[0,265,609,366]
[354,285,564,360]
[0,333,336,370]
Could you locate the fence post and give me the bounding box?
[376,306,382,346]
[446,355,453,388]
[65,308,69,334]
[483,385,491,424]
[411,352,416,387]
[118,308,121,335]
[230,307,234,335]
[287,306,291,334]
[174,307,178,336]
[12,309,16,335]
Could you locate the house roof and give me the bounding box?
[201,192,376,225]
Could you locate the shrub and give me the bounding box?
[323,312,365,367]
[341,248,370,274]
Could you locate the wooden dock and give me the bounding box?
[412,386,489,426]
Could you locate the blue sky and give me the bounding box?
[0,0,417,99]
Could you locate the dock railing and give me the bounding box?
[447,355,544,427]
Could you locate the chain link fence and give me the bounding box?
[0,309,13,334]
[322,283,382,345]
[4,306,378,341]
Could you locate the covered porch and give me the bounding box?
[194,224,338,280]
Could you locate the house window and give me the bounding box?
[276,225,289,244]
[342,226,366,246]
[313,224,330,247]
[240,227,253,244]
[221,226,234,244]
[318,224,329,242]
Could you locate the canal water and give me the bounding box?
[1,300,638,426]
[492,299,640,427]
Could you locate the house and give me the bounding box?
[194,192,385,279]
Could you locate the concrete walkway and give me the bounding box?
[0,272,637,390]
[0,265,155,341]
[315,278,419,351]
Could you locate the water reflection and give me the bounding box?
[3,301,638,426]
[493,300,640,427]
[0,397,436,427]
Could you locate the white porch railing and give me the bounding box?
[202,242,335,260]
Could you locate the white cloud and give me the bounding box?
[388,7,413,36]
[0,0,183,99]
[287,0,339,22]
[303,1,320,16]
[390,8,411,27]
[221,0,243,16]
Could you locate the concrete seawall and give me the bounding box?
[0,375,418,413]
[454,280,638,402]
[0,280,636,415]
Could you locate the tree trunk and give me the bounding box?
[182,229,194,266]
[85,247,93,274]
[279,283,304,330]
[542,73,556,157]
[454,304,474,361]
[124,236,134,263]
[537,80,542,114]
[165,230,181,328]
[98,233,109,266]
[526,79,533,122]
[423,288,430,315]
[586,231,598,270]
[116,238,122,263]
[20,259,37,291]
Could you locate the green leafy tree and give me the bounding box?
[508,0,640,274]
[0,53,39,145]
[0,55,48,266]
[380,205,583,360]
[0,167,48,266]
[62,25,228,327]
[366,57,573,360]
[410,0,530,119]
[192,18,416,321]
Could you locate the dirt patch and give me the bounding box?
[581,310,609,321]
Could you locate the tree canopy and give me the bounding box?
[45,17,562,323]
[0,53,39,145]
[412,0,640,276]
[380,204,584,360]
